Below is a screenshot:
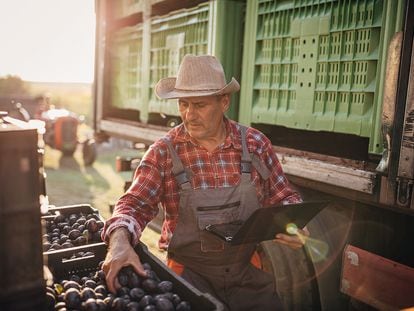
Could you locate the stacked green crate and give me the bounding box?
[109,25,143,110]
[147,0,245,126]
[240,0,405,154]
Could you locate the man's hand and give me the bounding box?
[102,228,147,294]
[273,226,310,249]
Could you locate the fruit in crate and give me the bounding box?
[47,262,192,310]
[43,212,104,252]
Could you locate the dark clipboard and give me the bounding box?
[204,200,329,245]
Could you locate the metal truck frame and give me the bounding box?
[93,1,414,309]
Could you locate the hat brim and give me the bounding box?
[155,77,240,100]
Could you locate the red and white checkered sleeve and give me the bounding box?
[101,143,166,246]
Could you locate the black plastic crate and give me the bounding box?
[42,203,103,227]
[45,243,107,277]
[0,209,44,297]
[41,211,57,218]
[0,126,45,310]
[47,243,224,310]
[0,282,46,311]
[47,203,102,218]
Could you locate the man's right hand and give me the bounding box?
[102,227,148,294]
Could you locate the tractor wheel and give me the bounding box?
[82,139,97,166]
[61,147,76,157]
[166,117,181,128]
[259,241,320,310]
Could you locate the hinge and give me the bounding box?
[396,178,413,207]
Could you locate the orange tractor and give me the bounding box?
[1,97,96,166]
[40,107,96,165]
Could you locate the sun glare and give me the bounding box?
[0,0,95,83]
[285,222,330,263]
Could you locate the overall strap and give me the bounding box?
[239,125,271,181]
[162,138,192,190]
[240,125,252,179]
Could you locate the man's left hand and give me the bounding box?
[273,227,310,249]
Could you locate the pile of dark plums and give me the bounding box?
[46,262,191,311]
[43,212,104,252]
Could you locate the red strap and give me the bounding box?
[167,258,184,275]
[167,251,263,275]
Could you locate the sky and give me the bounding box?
[0,0,95,83]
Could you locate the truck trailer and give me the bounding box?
[93,0,414,309]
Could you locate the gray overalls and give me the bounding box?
[164,126,283,311]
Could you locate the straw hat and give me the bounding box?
[155,54,240,99]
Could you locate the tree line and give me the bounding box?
[0,75,30,96]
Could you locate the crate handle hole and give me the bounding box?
[61,254,96,264]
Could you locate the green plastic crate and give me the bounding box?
[240,0,406,154]
[109,25,143,110]
[147,0,245,126]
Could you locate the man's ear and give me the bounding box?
[221,95,231,113]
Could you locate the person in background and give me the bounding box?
[102,54,309,310]
[33,94,50,120]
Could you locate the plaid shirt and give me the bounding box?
[102,118,301,248]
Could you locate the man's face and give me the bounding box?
[178,95,230,142]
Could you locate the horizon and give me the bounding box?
[27,80,93,86]
[0,74,93,86]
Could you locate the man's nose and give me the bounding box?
[186,104,197,119]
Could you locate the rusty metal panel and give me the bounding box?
[398,39,414,180]
[340,244,414,310]
[376,31,403,175]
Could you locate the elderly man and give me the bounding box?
[102,54,308,310]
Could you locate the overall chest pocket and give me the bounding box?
[196,201,240,252]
